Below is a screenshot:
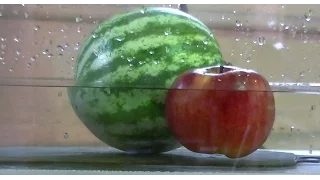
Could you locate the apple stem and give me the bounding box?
[219,65,224,73]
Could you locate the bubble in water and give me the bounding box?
[13,37,20,42]
[64,132,68,139]
[235,20,242,27]
[75,16,82,23]
[2,61,5,65]
[257,36,266,46]
[164,28,172,36]
[33,25,40,31]
[115,36,125,42]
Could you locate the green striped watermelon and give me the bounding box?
[68,7,225,154]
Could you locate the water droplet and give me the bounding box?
[0,12,2,17]
[42,49,49,55]
[181,59,185,62]
[16,50,21,55]
[71,57,74,61]
[304,9,313,22]
[311,105,315,111]
[203,39,209,45]
[246,56,251,63]
[257,36,266,46]
[273,42,284,50]
[138,61,144,65]
[57,45,64,52]
[1,37,6,42]
[71,66,74,69]
[77,26,81,33]
[57,91,62,97]
[31,56,36,61]
[235,37,240,41]
[33,25,40,31]
[149,50,154,55]
[233,10,236,14]
[221,15,225,20]
[115,36,125,42]
[0,56,3,60]
[64,132,68,139]
[75,16,82,23]
[154,60,159,65]
[165,47,170,53]
[235,20,242,27]
[127,57,133,62]
[92,33,98,39]
[290,126,295,132]
[9,68,13,72]
[13,37,20,42]
[309,149,313,154]
[140,6,147,14]
[24,12,28,19]
[2,61,5,65]
[27,63,31,69]
[47,54,53,58]
[1,44,5,49]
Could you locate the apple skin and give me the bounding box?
[165,65,275,159]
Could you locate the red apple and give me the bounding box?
[165,65,275,158]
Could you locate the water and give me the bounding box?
[0,82,318,153]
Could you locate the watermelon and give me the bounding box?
[67,7,225,154]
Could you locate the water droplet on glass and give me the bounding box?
[47,54,53,58]
[0,37,5,42]
[77,26,81,33]
[154,60,159,65]
[311,105,315,111]
[33,25,40,31]
[235,20,242,27]
[127,57,133,62]
[75,16,82,23]
[24,12,28,19]
[16,50,21,55]
[42,49,49,55]
[181,59,185,62]
[27,63,31,69]
[0,56,3,61]
[64,132,68,139]
[92,33,98,39]
[304,9,313,22]
[233,10,236,14]
[309,149,313,154]
[58,91,62,97]
[1,44,5,49]
[57,45,64,52]
[0,12,2,17]
[290,126,295,132]
[246,56,251,63]
[13,37,20,42]
[221,15,225,20]
[257,36,266,46]
[138,61,144,65]
[9,68,13,72]
[149,50,154,55]
[273,42,284,50]
[31,56,36,61]
[140,6,147,14]
[71,57,74,61]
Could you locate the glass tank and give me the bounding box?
[0,4,320,175]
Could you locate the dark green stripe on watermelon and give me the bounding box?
[68,7,225,154]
